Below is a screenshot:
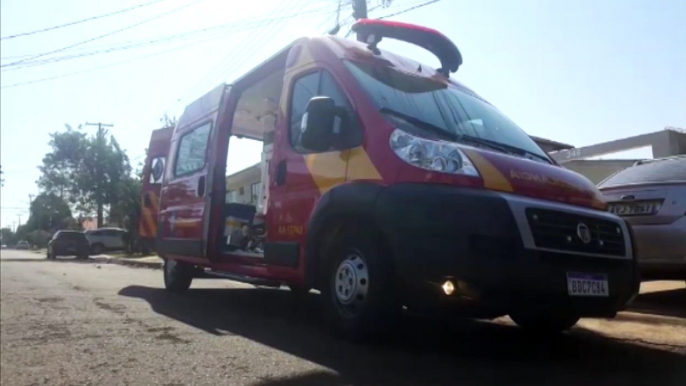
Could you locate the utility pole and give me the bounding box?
[85,122,114,229]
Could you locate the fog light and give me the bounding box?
[442,280,455,295]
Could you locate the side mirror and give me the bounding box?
[300,96,336,152]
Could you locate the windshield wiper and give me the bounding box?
[459,136,552,163]
[380,107,457,141]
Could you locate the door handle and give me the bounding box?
[197,176,206,197]
[276,160,287,186]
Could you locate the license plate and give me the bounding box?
[608,201,659,216]
[567,272,609,297]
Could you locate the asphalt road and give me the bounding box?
[1,249,685,386]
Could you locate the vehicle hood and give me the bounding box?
[461,147,607,210]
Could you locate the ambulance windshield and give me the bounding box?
[344,60,550,161]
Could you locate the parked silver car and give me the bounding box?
[84,228,128,255]
[598,156,686,280]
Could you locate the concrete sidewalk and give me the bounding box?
[31,249,163,269]
[91,254,163,269]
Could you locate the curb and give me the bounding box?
[91,256,163,269]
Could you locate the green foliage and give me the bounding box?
[160,113,178,129]
[25,193,73,232]
[1,227,15,245]
[38,124,131,227]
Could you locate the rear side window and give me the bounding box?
[598,157,686,188]
[174,122,212,177]
[58,232,87,241]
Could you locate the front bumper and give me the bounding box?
[375,184,640,317]
[51,244,90,256]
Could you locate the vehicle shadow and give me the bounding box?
[628,288,686,319]
[118,285,686,386]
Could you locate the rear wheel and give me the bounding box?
[163,258,194,293]
[509,310,580,334]
[90,243,105,256]
[321,225,399,342]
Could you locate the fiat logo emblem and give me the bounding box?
[576,222,591,244]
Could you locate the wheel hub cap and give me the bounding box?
[334,253,368,305]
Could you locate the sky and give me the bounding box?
[1,0,685,230]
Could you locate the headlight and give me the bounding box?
[389,129,479,176]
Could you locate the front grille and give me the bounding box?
[525,208,626,257]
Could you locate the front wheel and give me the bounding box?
[509,310,580,334]
[163,258,194,293]
[321,226,399,342]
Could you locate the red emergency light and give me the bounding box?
[351,18,463,77]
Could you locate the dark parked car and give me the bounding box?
[47,231,90,260]
[599,156,686,280]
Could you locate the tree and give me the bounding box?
[25,193,73,232]
[160,113,178,129]
[1,227,15,245]
[37,125,88,204]
[38,124,132,227]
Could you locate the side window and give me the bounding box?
[289,72,320,151]
[319,72,362,149]
[288,70,361,152]
[174,122,212,177]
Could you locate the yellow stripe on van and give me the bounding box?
[461,148,514,192]
[346,147,382,181]
[304,151,349,195]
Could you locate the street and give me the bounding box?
[1,249,685,386]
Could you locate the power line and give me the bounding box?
[1,34,223,89]
[2,5,338,71]
[1,0,209,68]
[177,0,318,104]
[1,4,337,89]
[378,0,441,19]
[0,0,170,41]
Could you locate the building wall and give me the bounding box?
[562,160,640,185]
[225,164,261,204]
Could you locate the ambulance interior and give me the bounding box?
[222,65,285,257]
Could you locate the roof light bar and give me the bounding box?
[351,18,463,77]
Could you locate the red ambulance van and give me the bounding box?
[152,19,639,340]
[138,126,173,254]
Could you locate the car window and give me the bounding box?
[58,232,87,241]
[174,122,212,176]
[598,157,686,188]
[289,71,321,150]
[289,70,362,152]
[319,71,363,149]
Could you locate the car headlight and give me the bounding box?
[389,129,480,176]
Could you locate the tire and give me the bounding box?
[90,244,105,256]
[320,225,399,342]
[77,255,89,260]
[509,310,580,334]
[163,258,194,293]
